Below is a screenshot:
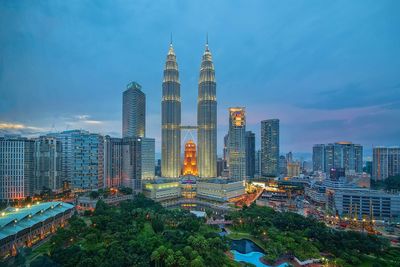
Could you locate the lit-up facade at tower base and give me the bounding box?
[197,43,217,178]
[182,140,198,176]
[228,107,246,181]
[161,43,181,178]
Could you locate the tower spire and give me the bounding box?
[205,33,209,51]
[170,32,173,46]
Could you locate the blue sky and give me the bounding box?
[0,0,399,157]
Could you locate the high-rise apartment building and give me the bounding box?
[261,119,279,177]
[161,43,181,178]
[0,136,34,201]
[123,82,145,138]
[245,131,255,179]
[312,142,363,174]
[50,130,104,190]
[33,136,62,192]
[373,147,400,181]
[228,108,246,181]
[197,42,217,178]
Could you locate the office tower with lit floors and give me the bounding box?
[123,82,145,138]
[197,41,217,178]
[161,42,181,178]
[261,119,280,177]
[228,108,246,181]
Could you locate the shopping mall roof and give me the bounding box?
[0,201,74,240]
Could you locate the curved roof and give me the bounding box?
[0,201,74,240]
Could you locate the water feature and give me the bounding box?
[230,239,288,267]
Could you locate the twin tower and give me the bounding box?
[161,41,217,178]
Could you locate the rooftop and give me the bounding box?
[0,201,74,240]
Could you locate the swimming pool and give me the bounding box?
[230,239,288,267]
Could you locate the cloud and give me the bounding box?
[0,121,48,137]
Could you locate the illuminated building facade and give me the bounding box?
[228,108,246,181]
[0,136,34,201]
[197,42,217,178]
[162,43,181,178]
[182,140,198,176]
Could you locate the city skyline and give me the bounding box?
[1,1,400,155]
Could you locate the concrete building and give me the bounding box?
[161,43,181,178]
[0,136,34,201]
[261,119,279,177]
[373,147,400,181]
[197,42,217,178]
[228,108,246,181]
[33,136,62,192]
[287,162,301,178]
[327,188,400,220]
[245,131,256,179]
[123,81,145,138]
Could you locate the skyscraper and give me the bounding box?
[261,119,279,177]
[197,41,217,178]
[312,144,325,172]
[373,147,400,181]
[161,42,181,178]
[123,82,145,138]
[245,131,255,179]
[228,108,246,181]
